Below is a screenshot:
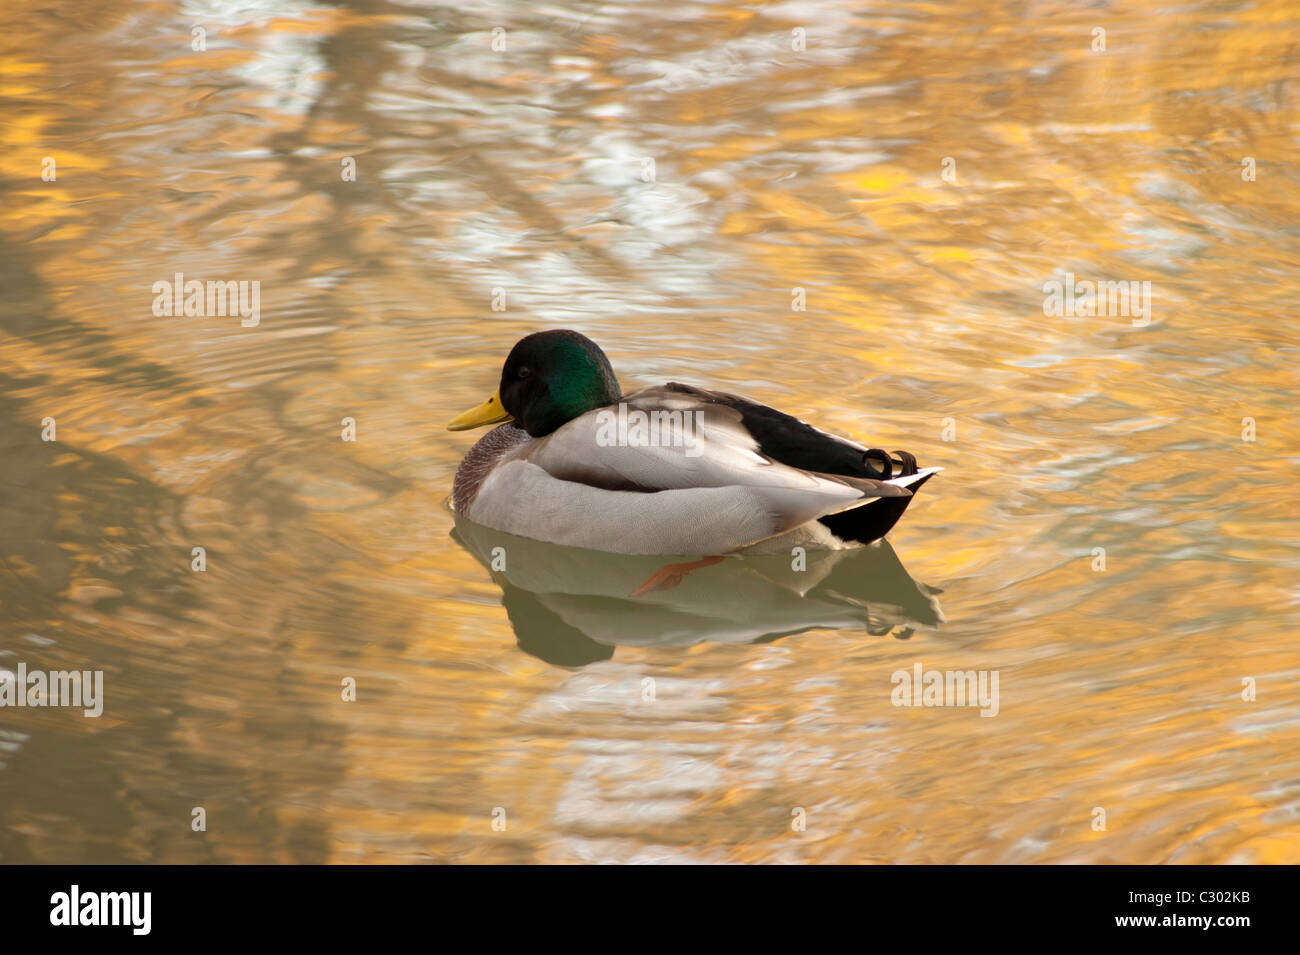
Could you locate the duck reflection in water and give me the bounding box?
[452,511,943,667]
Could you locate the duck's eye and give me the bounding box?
[517,367,531,379]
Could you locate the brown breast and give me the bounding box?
[452,423,533,512]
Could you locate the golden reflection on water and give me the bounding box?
[1,0,1298,863]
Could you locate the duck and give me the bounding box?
[447,329,939,557]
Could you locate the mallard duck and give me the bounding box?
[447,330,938,556]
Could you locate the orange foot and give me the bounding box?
[631,555,724,598]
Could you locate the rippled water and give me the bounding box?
[1,0,1298,863]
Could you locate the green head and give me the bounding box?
[447,330,622,437]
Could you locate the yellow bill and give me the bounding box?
[447,388,512,431]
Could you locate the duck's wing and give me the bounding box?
[641,383,940,545]
[523,385,910,499]
[654,382,929,482]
